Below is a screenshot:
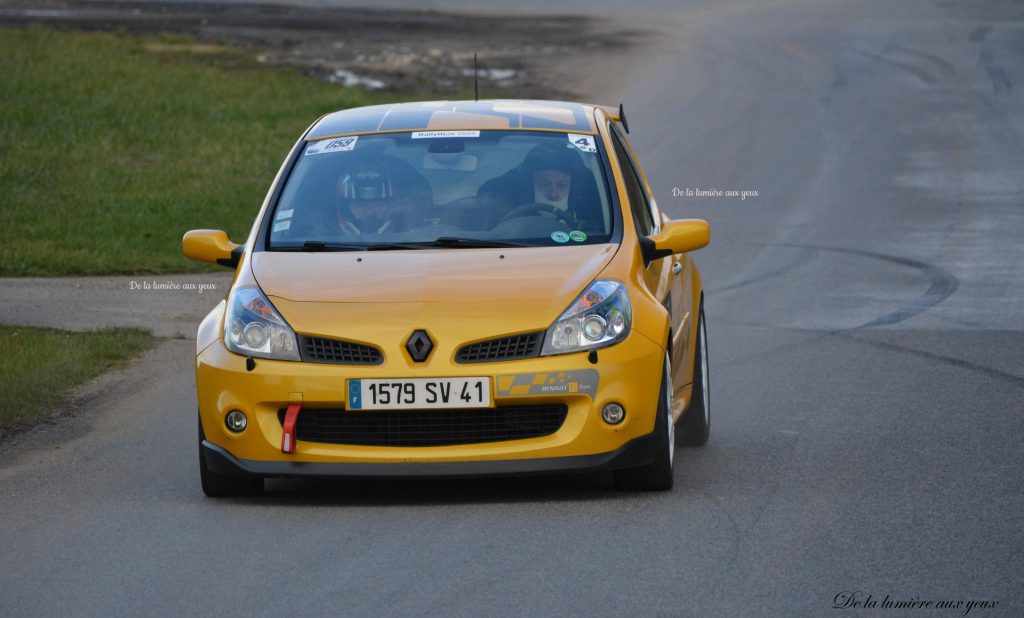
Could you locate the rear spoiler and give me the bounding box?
[592,103,630,133]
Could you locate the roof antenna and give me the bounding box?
[473,53,479,101]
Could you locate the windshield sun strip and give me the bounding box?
[305,127,600,143]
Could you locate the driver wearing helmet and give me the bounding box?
[336,160,399,235]
[477,143,603,231]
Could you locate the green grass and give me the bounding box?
[0,325,155,427]
[0,27,394,275]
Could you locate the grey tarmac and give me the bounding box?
[1,0,1022,616]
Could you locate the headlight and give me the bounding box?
[224,285,300,361]
[541,280,631,355]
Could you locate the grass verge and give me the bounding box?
[0,27,393,275]
[0,325,155,428]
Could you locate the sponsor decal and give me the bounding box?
[495,370,600,399]
[411,130,480,139]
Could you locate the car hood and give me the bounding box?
[251,244,617,305]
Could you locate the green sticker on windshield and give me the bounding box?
[569,230,587,242]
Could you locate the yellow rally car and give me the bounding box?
[183,100,710,496]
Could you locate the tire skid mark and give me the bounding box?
[979,48,1013,95]
[710,242,959,330]
[856,49,937,86]
[887,44,956,78]
[705,246,814,294]
[822,69,848,108]
[969,26,991,43]
[834,332,1024,389]
[776,242,959,329]
[828,248,960,329]
[713,234,1011,387]
[716,324,1024,392]
[713,326,832,372]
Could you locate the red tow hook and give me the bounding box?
[281,403,302,454]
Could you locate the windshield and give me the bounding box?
[267,130,614,249]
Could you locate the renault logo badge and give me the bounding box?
[405,330,434,362]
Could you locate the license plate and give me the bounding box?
[347,377,491,410]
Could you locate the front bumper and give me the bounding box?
[196,327,665,475]
[201,431,658,479]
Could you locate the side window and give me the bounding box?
[610,128,655,236]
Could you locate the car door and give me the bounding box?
[608,125,692,412]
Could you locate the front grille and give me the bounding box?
[456,331,544,363]
[299,335,383,365]
[278,404,568,447]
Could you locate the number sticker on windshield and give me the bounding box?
[567,134,597,153]
[306,136,358,155]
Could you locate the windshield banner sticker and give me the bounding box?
[567,133,597,153]
[411,130,480,139]
[495,370,599,399]
[306,136,358,156]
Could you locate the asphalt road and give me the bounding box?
[2,0,1023,615]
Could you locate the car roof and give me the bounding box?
[307,100,607,140]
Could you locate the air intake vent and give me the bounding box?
[278,404,567,447]
[456,331,544,363]
[299,335,383,365]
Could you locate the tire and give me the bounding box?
[198,413,263,498]
[614,351,675,491]
[677,301,710,446]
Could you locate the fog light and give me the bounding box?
[601,403,625,425]
[225,410,247,433]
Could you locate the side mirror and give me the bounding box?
[182,229,243,268]
[640,219,710,265]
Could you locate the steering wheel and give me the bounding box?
[496,203,565,225]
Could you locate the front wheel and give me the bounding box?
[677,301,710,446]
[614,351,675,491]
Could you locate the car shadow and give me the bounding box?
[245,472,637,507]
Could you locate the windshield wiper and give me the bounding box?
[427,237,530,248]
[276,241,430,252]
[296,241,367,252]
[276,238,526,252]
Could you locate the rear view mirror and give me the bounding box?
[641,219,710,264]
[182,229,243,268]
